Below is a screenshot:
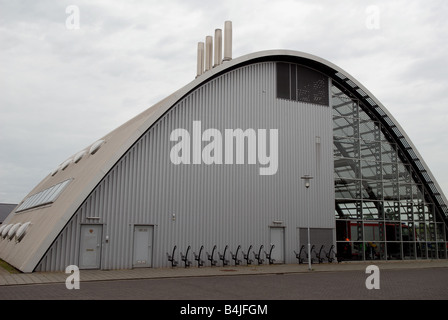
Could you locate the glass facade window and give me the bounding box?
[332,84,447,260]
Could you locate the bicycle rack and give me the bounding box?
[316,245,325,264]
[265,244,275,264]
[180,245,192,268]
[253,245,264,265]
[309,245,316,264]
[230,245,242,265]
[194,245,205,267]
[219,245,229,266]
[206,245,218,266]
[325,245,337,263]
[243,245,253,265]
[294,245,306,264]
[166,245,178,267]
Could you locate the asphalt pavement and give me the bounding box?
[0,260,447,318]
[1,259,447,298]
[1,258,448,286]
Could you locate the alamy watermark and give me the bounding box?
[65,265,80,289]
[65,5,80,30]
[169,121,279,176]
[365,5,381,30]
[365,265,380,289]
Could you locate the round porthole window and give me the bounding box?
[74,150,87,163]
[15,222,31,242]
[7,223,22,240]
[1,224,13,238]
[89,139,105,155]
[0,224,8,239]
[61,158,73,171]
[50,167,59,176]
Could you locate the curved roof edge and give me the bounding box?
[170,49,448,224]
[2,49,447,272]
[322,55,448,224]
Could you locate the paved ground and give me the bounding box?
[1,260,447,318]
[1,267,448,300]
[1,259,448,295]
[1,258,448,286]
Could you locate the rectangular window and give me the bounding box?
[276,62,329,106]
[276,62,291,99]
[290,63,297,101]
[15,179,72,213]
[297,65,329,106]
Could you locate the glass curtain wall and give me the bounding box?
[332,85,447,260]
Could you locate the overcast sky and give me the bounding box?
[1,0,447,204]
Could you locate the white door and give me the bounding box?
[79,225,102,269]
[270,227,285,263]
[133,225,153,267]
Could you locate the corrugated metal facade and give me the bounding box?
[36,61,335,271]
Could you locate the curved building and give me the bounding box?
[1,35,447,272]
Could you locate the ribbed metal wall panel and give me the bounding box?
[36,62,335,271]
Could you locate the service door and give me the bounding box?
[79,224,102,269]
[270,227,285,263]
[133,225,153,268]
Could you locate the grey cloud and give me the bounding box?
[1,0,447,203]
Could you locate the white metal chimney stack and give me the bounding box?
[196,42,204,77]
[223,20,232,62]
[205,35,213,72]
[214,28,222,67]
[196,21,232,77]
